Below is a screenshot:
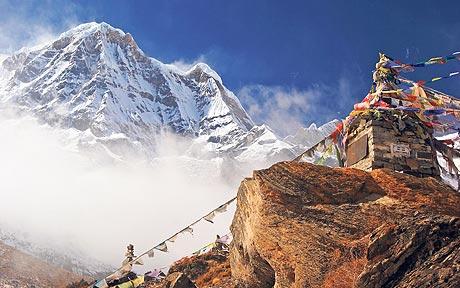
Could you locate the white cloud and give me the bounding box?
[238,76,357,137]
[238,84,321,136]
[0,113,238,269]
[170,55,208,72]
[0,0,87,53]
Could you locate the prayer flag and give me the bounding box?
[216,234,231,244]
[154,242,168,253]
[182,227,193,235]
[167,234,179,243]
[204,211,216,223]
[94,279,109,288]
[215,203,228,213]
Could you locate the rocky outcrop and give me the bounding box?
[152,272,197,288]
[230,161,460,288]
[143,248,235,288]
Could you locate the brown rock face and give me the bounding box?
[146,272,197,288]
[161,272,197,288]
[229,161,460,288]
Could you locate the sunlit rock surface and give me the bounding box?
[230,162,460,288]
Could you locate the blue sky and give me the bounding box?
[1,0,459,135]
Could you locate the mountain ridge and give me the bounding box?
[0,22,276,161]
[0,22,338,163]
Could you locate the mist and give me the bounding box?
[0,113,247,272]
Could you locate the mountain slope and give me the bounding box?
[0,224,112,278]
[0,240,90,288]
[284,120,339,153]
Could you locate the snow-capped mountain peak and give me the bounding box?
[186,62,223,84]
[0,22,262,159]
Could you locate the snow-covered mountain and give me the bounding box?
[284,120,340,154]
[0,22,297,162]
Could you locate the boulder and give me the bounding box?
[150,272,197,288]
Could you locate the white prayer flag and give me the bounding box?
[154,242,168,252]
[215,203,228,213]
[167,233,179,243]
[147,249,155,258]
[204,211,216,223]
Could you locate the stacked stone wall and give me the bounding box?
[346,112,439,177]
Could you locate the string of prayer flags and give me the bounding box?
[293,134,343,167]
[190,233,232,256]
[97,197,237,285]
[192,242,217,256]
[390,52,460,70]
[122,257,143,267]
[135,258,144,265]
[416,71,460,86]
[314,142,335,166]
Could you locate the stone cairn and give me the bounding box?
[345,109,440,177]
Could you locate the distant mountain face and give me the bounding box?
[284,120,340,154]
[0,22,304,161]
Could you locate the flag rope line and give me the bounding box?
[389,51,460,70]
[398,77,460,101]
[99,196,237,282]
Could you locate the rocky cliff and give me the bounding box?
[229,162,460,288]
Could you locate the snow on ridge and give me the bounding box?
[284,119,340,152]
[0,54,9,63]
[187,62,223,83]
[58,22,126,40]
